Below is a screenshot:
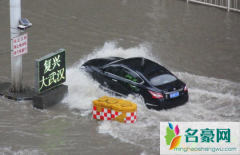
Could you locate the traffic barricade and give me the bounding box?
[112,99,137,123]
[92,96,137,123]
[92,96,108,120]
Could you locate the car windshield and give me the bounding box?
[149,74,177,86]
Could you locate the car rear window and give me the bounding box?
[148,69,177,86]
[149,74,177,86]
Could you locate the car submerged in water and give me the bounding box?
[80,57,188,110]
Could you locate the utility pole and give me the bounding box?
[9,0,23,92]
[228,0,230,11]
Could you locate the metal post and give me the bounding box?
[10,0,24,92]
[228,0,230,11]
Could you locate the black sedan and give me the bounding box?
[80,57,188,110]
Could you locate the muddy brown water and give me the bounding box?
[0,0,240,154]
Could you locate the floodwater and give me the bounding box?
[0,0,240,154]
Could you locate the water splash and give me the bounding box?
[63,41,156,112]
[0,147,44,155]
[63,41,240,155]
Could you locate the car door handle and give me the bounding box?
[112,79,117,82]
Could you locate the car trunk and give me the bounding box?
[154,80,185,100]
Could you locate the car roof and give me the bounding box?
[110,57,167,77]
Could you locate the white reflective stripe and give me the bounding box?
[93,111,96,115]
[97,115,100,119]
[107,113,111,118]
[126,113,131,117]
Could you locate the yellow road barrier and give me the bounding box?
[92,96,137,123]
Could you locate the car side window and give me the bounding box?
[117,68,142,83]
[104,66,122,75]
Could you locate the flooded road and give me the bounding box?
[0,0,240,154]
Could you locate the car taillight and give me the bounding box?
[148,90,164,99]
[184,85,188,92]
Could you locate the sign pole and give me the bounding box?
[10,0,24,92]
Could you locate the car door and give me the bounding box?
[115,67,144,96]
[102,65,127,96]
